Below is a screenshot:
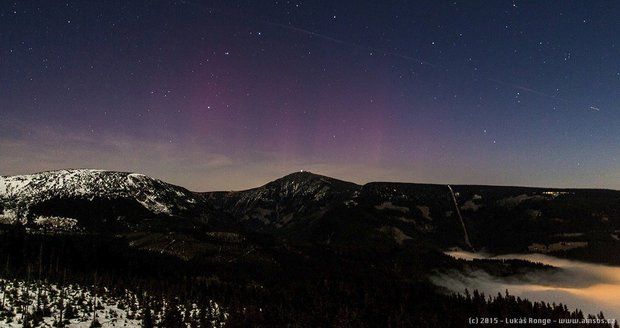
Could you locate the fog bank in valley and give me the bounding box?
[432,251,620,319]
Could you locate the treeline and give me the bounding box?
[2,277,615,327]
[0,278,226,327]
[0,224,615,327]
[223,278,617,327]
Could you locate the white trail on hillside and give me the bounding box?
[447,185,475,251]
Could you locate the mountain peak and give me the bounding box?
[279,170,322,180]
[271,171,360,189]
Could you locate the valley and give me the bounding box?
[1,169,619,326]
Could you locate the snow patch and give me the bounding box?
[33,216,80,232]
[528,241,588,253]
[460,200,482,211]
[498,194,545,207]
[416,205,432,220]
[379,226,412,245]
[375,202,409,213]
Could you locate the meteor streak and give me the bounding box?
[263,21,438,67]
[181,0,600,112]
[259,22,601,112]
[485,78,567,102]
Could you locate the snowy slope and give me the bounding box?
[215,171,360,228]
[0,169,202,223]
[0,278,227,327]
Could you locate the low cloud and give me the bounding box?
[433,251,620,319]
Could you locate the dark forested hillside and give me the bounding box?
[1,170,619,326]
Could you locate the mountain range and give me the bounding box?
[2,169,620,326]
[2,169,619,264]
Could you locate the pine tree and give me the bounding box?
[142,306,154,328]
[89,318,102,328]
[160,299,183,328]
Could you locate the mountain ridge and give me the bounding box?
[3,168,618,193]
[2,168,620,265]
[0,169,209,228]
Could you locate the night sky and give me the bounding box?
[1,1,618,191]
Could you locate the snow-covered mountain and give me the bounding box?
[2,168,618,263]
[0,169,204,226]
[208,171,360,228]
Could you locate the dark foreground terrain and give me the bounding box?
[1,169,619,327]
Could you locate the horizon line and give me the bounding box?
[2,167,618,193]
